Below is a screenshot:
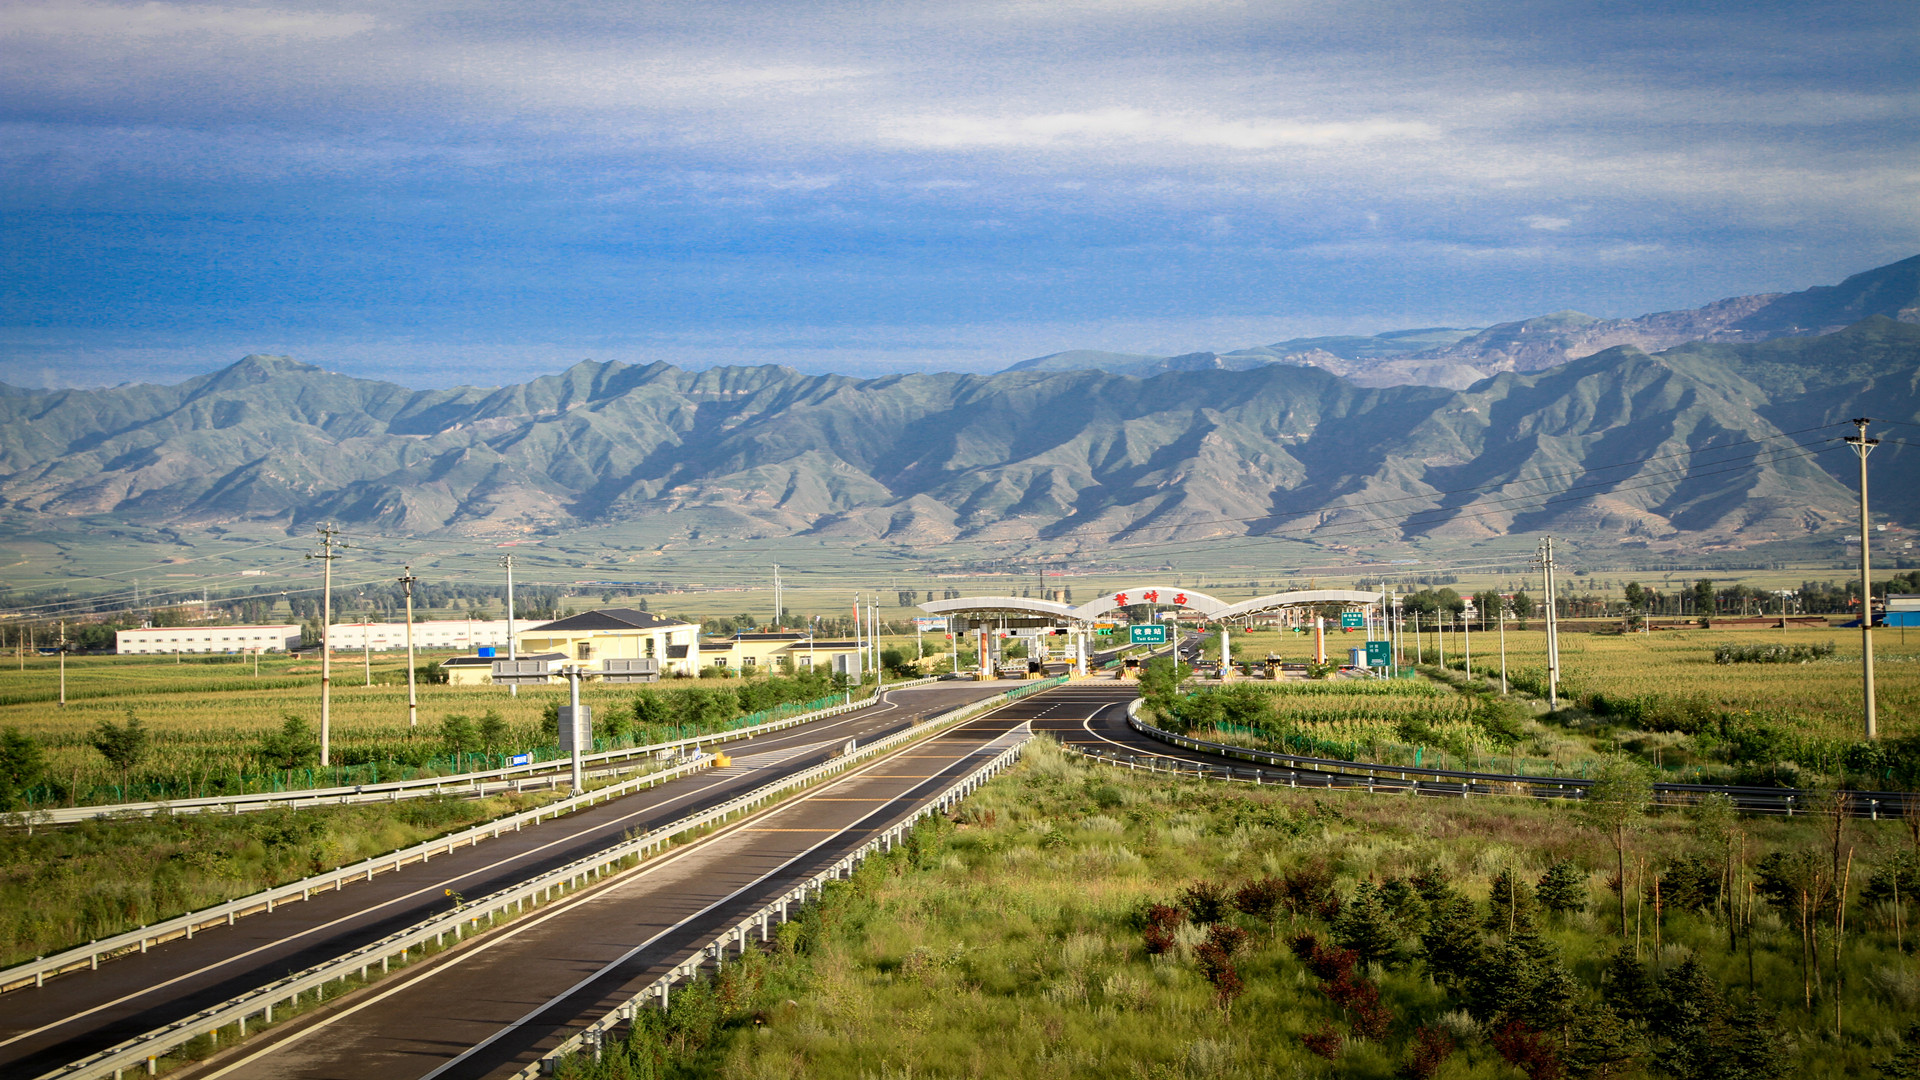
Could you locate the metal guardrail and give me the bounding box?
[1117,700,1919,818]
[514,735,1032,1078]
[1,680,949,996]
[1,756,710,996]
[38,679,1053,1080]
[29,678,940,825]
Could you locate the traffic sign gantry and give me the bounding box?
[1129,624,1169,645]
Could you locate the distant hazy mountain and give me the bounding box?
[4,319,1915,549]
[1005,254,1920,389]
[1005,328,1483,384]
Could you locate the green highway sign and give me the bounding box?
[1365,640,1392,666]
[1128,624,1169,645]
[1340,612,1365,629]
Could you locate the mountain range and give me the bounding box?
[3,313,1916,551]
[1008,254,1920,389]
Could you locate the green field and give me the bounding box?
[0,653,865,807]
[552,738,1920,1080]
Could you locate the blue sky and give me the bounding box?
[2,0,1915,388]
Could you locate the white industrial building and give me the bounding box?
[116,625,302,655]
[319,620,514,652]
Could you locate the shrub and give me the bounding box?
[1713,641,1835,665]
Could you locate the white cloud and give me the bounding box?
[1525,215,1573,231]
[879,108,1438,151]
[0,1,376,41]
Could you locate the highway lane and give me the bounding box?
[2,682,1018,1079]
[187,691,1074,1080]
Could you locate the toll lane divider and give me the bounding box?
[1106,699,1918,819]
[30,678,942,826]
[39,677,1062,1080]
[516,735,1033,1079]
[0,679,944,996]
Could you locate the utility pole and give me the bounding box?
[400,566,420,728]
[772,564,783,629]
[58,621,67,708]
[1498,596,1509,695]
[851,594,863,683]
[1540,537,1561,710]
[1846,418,1879,739]
[307,524,341,767]
[362,609,372,687]
[1463,601,1472,680]
[501,554,518,698]
[871,598,883,692]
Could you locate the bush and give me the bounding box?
[1713,641,1835,665]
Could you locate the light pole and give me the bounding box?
[57,621,67,708]
[1845,418,1879,739]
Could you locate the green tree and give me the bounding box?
[92,710,150,791]
[0,727,47,810]
[1485,866,1538,934]
[1568,1002,1643,1080]
[1581,755,1654,940]
[1715,995,1791,1080]
[1334,880,1403,967]
[632,690,671,730]
[441,713,481,757]
[1649,956,1724,1080]
[1600,944,1653,1023]
[1418,888,1483,990]
[1537,859,1587,917]
[1511,591,1536,628]
[1690,792,1742,946]
[1466,924,1576,1035]
[1693,579,1716,624]
[1879,1020,1920,1079]
[477,710,510,754]
[258,714,320,770]
[1137,655,1191,711]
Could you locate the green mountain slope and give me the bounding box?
[3,323,1914,548]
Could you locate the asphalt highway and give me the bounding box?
[1,682,1016,1079]
[182,687,1085,1080]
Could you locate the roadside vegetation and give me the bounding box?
[1186,623,1919,789]
[550,737,1920,1079]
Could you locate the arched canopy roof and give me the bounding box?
[1216,589,1383,620]
[921,587,1385,625]
[1069,586,1227,621]
[919,596,1073,621]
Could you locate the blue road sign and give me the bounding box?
[1129,624,1169,644]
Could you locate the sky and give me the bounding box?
[2,0,1916,388]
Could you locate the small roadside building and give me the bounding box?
[515,608,705,677]
[695,631,863,674]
